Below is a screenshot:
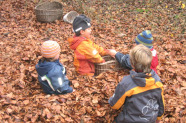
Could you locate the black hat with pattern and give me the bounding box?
[73,14,91,33]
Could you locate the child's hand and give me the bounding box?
[107,49,117,58]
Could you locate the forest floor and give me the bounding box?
[0,0,185,122]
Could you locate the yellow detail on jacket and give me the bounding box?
[108,70,165,122]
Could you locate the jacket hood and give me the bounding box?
[130,70,156,87]
[35,60,59,76]
[67,36,86,50]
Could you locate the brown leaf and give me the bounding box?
[74,82,79,88]
[23,100,29,105]
[86,106,92,113]
[92,96,98,104]
[6,108,13,113]
[58,98,66,103]
[47,112,53,119]
[10,100,17,104]
[65,117,73,122]
[31,114,38,122]
[95,72,105,79]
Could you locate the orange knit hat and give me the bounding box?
[41,40,61,58]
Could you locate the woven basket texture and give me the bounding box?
[35,1,63,22]
[95,55,121,76]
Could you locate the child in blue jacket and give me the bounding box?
[35,40,73,94]
[109,44,164,123]
[108,30,158,73]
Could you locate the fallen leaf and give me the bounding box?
[74,82,79,88]
[23,100,29,105]
[92,96,98,104]
[6,108,13,113]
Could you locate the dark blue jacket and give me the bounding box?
[115,51,159,73]
[115,52,133,70]
[35,59,73,94]
[109,70,164,123]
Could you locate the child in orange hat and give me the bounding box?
[35,40,73,94]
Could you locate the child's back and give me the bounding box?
[36,40,73,94]
[108,44,164,123]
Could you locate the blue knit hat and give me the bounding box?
[135,30,153,49]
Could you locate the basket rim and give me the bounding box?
[35,9,63,12]
[64,10,78,14]
[35,1,62,11]
[95,68,114,70]
[95,60,116,65]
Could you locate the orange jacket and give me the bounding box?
[68,36,107,76]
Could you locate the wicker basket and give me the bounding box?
[95,55,121,76]
[35,1,63,23]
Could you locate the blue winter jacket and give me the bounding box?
[115,52,133,70]
[109,70,164,123]
[35,59,73,94]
